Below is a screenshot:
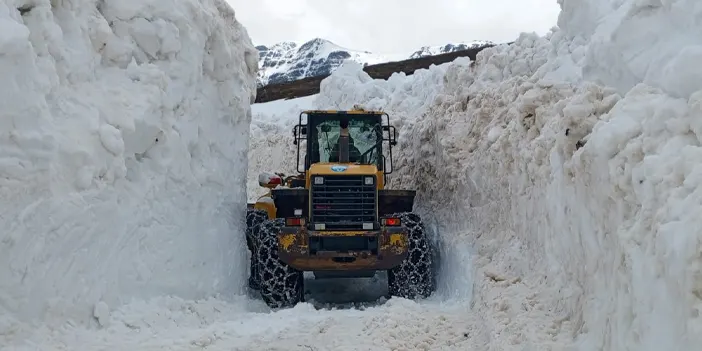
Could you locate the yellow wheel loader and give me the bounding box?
[245,109,435,308]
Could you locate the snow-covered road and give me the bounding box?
[10,235,482,349]
[16,296,481,350]
[8,241,538,351]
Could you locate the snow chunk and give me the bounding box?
[0,14,29,54]
[93,301,110,327]
[258,171,281,186]
[98,124,125,156]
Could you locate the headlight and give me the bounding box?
[364,176,374,185]
[314,176,324,185]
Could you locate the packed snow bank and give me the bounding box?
[449,35,701,350]
[246,1,698,349]
[12,296,494,350]
[557,0,702,99]
[274,28,701,351]
[309,53,579,348]
[0,0,257,333]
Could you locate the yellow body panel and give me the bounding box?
[279,233,296,250]
[388,233,407,254]
[277,226,408,271]
[306,163,385,189]
[302,109,385,115]
[253,190,276,219]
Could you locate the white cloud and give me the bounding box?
[227,0,561,54]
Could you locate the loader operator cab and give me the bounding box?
[292,110,398,181]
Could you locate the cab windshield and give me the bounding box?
[308,115,381,165]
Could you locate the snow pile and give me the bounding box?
[316,60,451,117]
[557,0,702,99]
[0,0,257,336]
[247,95,315,201]
[244,1,701,347]
[11,296,493,350]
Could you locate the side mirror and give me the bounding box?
[259,171,282,188]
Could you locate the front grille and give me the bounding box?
[310,175,377,230]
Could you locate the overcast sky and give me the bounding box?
[226,0,561,54]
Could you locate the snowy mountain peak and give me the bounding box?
[408,40,495,59]
[256,37,388,86]
[256,38,493,86]
[255,41,297,53]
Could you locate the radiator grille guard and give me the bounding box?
[310,175,378,230]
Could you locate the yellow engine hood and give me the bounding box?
[309,163,379,175]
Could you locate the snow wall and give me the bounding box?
[0,0,258,328]
[249,0,702,349]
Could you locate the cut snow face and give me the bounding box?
[244,10,701,351]
[557,0,702,99]
[0,0,257,337]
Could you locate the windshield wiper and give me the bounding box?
[355,139,383,165]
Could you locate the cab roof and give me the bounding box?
[301,109,386,115]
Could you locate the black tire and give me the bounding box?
[255,218,304,308]
[246,208,268,290]
[387,212,435,299]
